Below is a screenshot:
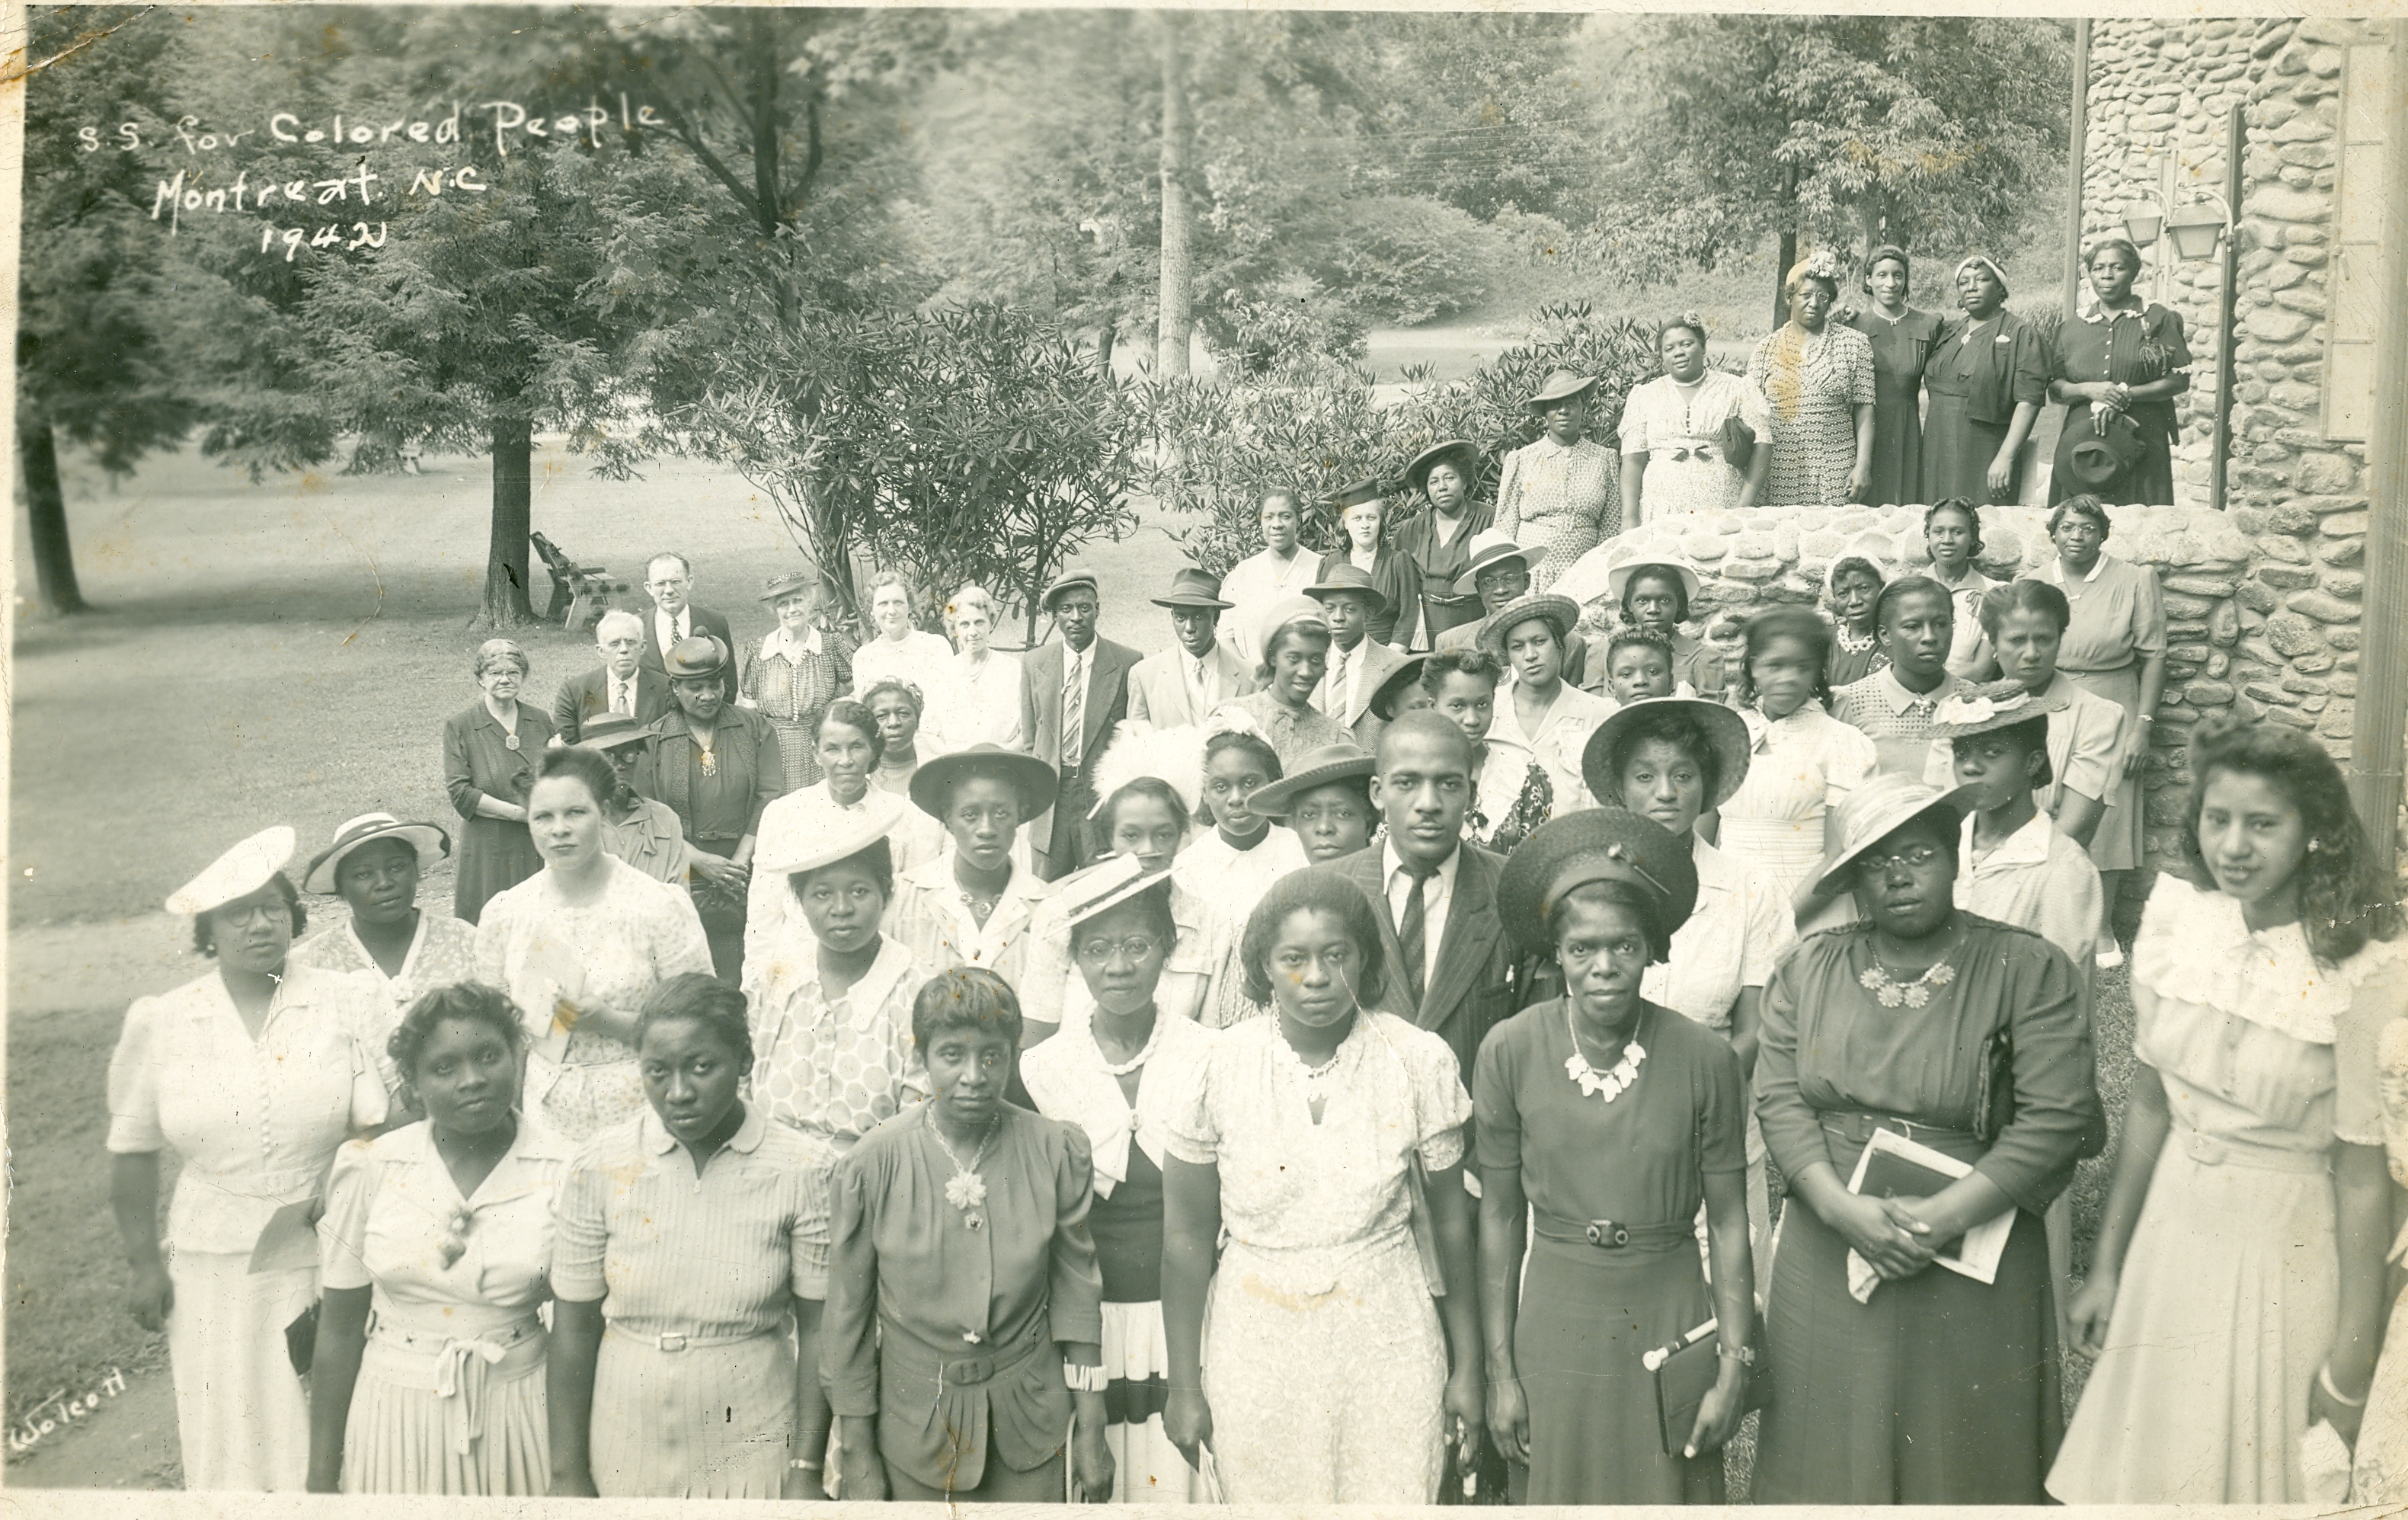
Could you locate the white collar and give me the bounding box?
[789,936,917,1030]
[2078,301,2147,325]
[1962,809,2055,870]
[343,913,430,987]
[1871,666,1951,714]
[2046,554,2109,585]
[907,849,1050,908]
[762,625,824,660]
[1383,838,1462,891]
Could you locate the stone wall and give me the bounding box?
[1578,499,2371,880]
[2080,17,2385,510]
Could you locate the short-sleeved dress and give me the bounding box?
[749,935,928,1162]
[740,625,854,791]
[473,856,715,1141]
[2349,1014,2408,1501]
[1165,1011,1473,1504]
[443,700,556,924]
[1831,667,1975,779]
[1718,702,1878,906]
[822,1104,1104,1494]
[1753,919,2100,1503]
[290,911,481,1099]
[1746,324,1878,507]
[1022,872,1230,1033]
[1473,1000,1747,1503]
[1840,306,1943,507]
[2034,554,2164,872]
[552,1106,834,1498]
[1921,309,2050,504]
[2049,875,2408,1502]
[1933,565,1997,682]
[1619,371,1774,521]
[318,1118,574,1494]
[1023,1013,1219,1503]
[1496,435,1618,587]
[104,965,392,1491]
[2048,303,2192,506]
[1396,502,1494,643]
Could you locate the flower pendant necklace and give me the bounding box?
[1565,1004,1647,1102]
[929,1111,1001,1232]
[1859,942,1960,1009]
[695,730,718,778]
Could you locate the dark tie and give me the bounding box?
[1397,862,1433,1009]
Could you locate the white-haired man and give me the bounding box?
[552,609,670,744]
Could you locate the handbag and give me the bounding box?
[1717,414,1757,473]
[284,1300,321,1377]
[1975,1022,2108,1159]
[1644,1318,1770,1457]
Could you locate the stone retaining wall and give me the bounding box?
[1578,499,2369,879]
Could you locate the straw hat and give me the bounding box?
[1477,593,1582,662]
[755,788,910,877]
[300,814,452,895]
[909,743,1060,822]
[1812,774,1984,894]
[1245,744,1377,819]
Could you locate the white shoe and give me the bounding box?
[2096,946,2125,970]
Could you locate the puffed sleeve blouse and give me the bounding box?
[1754,919,2101,1214]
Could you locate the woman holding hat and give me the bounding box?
[1023,862,1219,1502]
[749,786,929,1163]
[1478,808,1756,1502]
[1482,593,1611,820]
[889,743,1060,993]
[1747,253,1879,507]
[2049,722,2403,1503]
[1618,313,1773,523]
[1752,775,2101,1503]
[1161,869,1482,1503]
[306,984,572,1496]
[638,632,787,984]
[1838,248,1943,508]
[1585,699,1796,1269]
[1396,440,1492,644]
[575,712,695,885]
[445,638,557,924]
[1922,256,2049,506]
[293,813,476,1086]
[1318,481,1422,650]
[109,826,392,1490]
[740,570,854,792]
[1211,597,1351,771]
[2047,238,2192,506]
[478,747,715,1142]
[1719,608,1878,922]
[1496,370,1617,587]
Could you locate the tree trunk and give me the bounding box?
[19,413,88,614]
[481,415,537,627]
[1096,322,1117,381]
[1772,161,1800,330]
[1156,14,1194,379]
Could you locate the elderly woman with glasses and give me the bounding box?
[444,638,557,924]
[1751,776,2102,1503]
[1747,252,1879,507]
[1617,313,1772,524]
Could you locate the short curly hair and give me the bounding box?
[635,973,753,1070]
[192,874,306,955]
[388,981,526,1083]
[2048,494,2113,541]
[1239,866,1391,1009]
[817,699,887,766]
[912,965,1025,1052]
[1923,498,1985,559]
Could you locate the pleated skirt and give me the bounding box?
[165,1248,315,1491]
[1514,1235,1722,1505]
[1101,1298,1201,1504]
[591,1326,794,1498]
[343,1330,548,1495]
[1754,1201,2061,1504]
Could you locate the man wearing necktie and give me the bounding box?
[636,553,738,704]
[1019,573,1140,880]
[1126,567,1260,730]
[550,610,670,744]
[1307,563,1409,752]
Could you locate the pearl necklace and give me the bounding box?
[929,1112,1000,1232]
[1564,1004,1647,1102]
[1091,1012,1163,1079]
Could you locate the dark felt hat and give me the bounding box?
[1403,439,1480,498]
[1245,743,1377,819]
[2066,411,2149,488]
[664,633,731,680]
[1323,478,1388,511]
[1369,652,1438,722]
[1306,562,1390,616]
[908,743,1061,822]
[1496,808,1699,959]
[1152,567,1233,611]
[757,571,817,604]
[1041,572,1101,611]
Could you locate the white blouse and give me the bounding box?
[939,651,1026,751]
[1719,703,1878,898]
[1487,683,1615,818]
[106,965,392,1254]
[1023,1010,1217,1199]
[1644,834,1796,1032]
[1172,827,1310,949]
[743,780,945,1005]
[1022,877,1230,1032]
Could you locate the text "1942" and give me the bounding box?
[263,222,389,261]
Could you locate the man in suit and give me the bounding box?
[1308,563,1409,752]
[1330,711,1527,1086]
[1124,567,1258,729]
[1436,530,1587,689]
[550,609,670,744]
[1019,572,1142,880]
[638,552,737,702]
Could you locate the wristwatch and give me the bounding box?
[1717,1343,1756,1367]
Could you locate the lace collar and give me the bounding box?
[2132,873,2403,1046]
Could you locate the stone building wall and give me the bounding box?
[1580,498,2371,879]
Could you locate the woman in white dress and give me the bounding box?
[850,573,958,754]
[938,582,1024,750]
[1480,593,1612,816]
[2049,720,2405,1502]
[307,984,572,1495]
[474,747,715,1141]
[1924,499,1999,682]
[1716,606,1877,927]
[1617,313,1772,525]
[1023,863,1219,1502]
[107,827,391,1490]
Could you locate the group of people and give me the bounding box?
[100,238,2392,1509]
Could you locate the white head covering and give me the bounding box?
[166,826,297,916]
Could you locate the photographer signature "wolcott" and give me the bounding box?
[8,1370,128,1456]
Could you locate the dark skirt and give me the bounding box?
[2050,402,2176,505]
[1754,1200,2061,1504]
[454,814,540,926]
[1866,392,1924,510]
[1921,392,2012,505]
[1511,1234,1723,1505]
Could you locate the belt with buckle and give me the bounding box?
[606,1323,772,1355]
[1819,1109,1981,1150]
[1532,1211,1692,1251]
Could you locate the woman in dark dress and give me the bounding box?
[1021,861,1217,1502]
[2048,238,2192,505]
[443,638,555,923]
[1397,440,1492,646]
[1924,255,2049,505]
[1752,773,2103,1503]
[1840,245,1944,507]
[1479,810,1755,1503]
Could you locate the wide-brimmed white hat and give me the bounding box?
[167,826,297,916]
[755,789,911,878]
[1813,775,1984,893]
